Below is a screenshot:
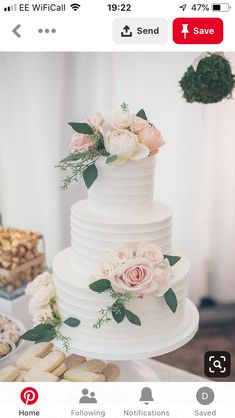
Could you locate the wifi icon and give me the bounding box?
[70,3,81,11]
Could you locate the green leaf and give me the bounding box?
[89,279,111,293]
[106,155,118,164]
[64,317,81,328]
[164,255,181,266]
[112,303,125,324]
[83,163,98,189]
[59,153,82,164]
[20,324,54,341]
[136,109,148,121]
[125,309,141,326]
[68,122,94,135]
[164,288,178,313]
[35,330,57,343]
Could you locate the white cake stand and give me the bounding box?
[55,300,199,381]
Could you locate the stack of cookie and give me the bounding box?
[0,343,120,382]
[0,315,21,358]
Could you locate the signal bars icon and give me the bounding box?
[70,3,81,11]
[4,4,17,11]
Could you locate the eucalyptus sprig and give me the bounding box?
[21,315,80,352]
[89,279,141,328]
[57,148,109,190]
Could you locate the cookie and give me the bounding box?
[24,370,59,382]
[64,354,86,369]
[15,371,27,382]
[77,359,106,373]
[33,350,65,373]
[101,363,120,382]
[17,356,42,371]
[52,362,67,377]
[64,369,105,382]
[0,366,20,382]
[0,342,11,356]
[16,342,53,369]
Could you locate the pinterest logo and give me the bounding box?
[20,387,39,405]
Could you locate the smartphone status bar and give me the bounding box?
[0,1,233,51]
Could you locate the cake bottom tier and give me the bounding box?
[53,248,199,360]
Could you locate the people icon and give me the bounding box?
[79,388,97,404]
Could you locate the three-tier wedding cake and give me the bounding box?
[52,106,199,360]
[24,105,199,360]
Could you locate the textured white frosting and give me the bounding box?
[52,155,198,359]
[88,156,156,216]
[71,200,172,274]
[53,248,191,359]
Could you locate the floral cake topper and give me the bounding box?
[89,242,181,329]
[57,104,164,189]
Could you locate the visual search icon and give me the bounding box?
[79,388,97,403]
[204,351,231,377]
[21,387,39,405]
[139,387,154,405]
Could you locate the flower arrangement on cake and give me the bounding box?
[20,272,80,350]
[57,104,164,189]
[89,242,181,328]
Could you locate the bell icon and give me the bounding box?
[139,387,154,405]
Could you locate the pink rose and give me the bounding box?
[138,125,165,156]
[84,113,102,131]
[70,132,92,152]
[137,242,164,265]
[131,116,149,133]
[111,257,154,296]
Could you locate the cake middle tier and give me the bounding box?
[71,199,172,274]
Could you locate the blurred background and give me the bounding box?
[0,52,234,379]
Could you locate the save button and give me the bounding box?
[173,18,223,44]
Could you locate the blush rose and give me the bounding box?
[111,257,154,296]
[138,125,165,156]
[70,132,92,152]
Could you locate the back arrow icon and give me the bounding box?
[12,24,21,38]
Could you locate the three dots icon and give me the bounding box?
[38,28,56,34]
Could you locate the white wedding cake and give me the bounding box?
[24,106,199,360]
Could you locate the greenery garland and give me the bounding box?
[179,54,235,104]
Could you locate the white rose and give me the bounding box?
[31,306,54,326]
[137,242,164,265]
[149,260,173,297]
[104,129,149,165]
[109,244,133,265]
[96,261,114,278]
[109,110,132,130]
[29,284,55,312]
[26,272,54,295]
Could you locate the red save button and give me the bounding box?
[173,18,223,44]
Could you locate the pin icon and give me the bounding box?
[181,23,189,39]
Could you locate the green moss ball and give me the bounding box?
[180,54,235,104]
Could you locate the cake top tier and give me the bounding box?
[58,105,164,192]
[88,156,156,216]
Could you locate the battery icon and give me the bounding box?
[212,3,231,11]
